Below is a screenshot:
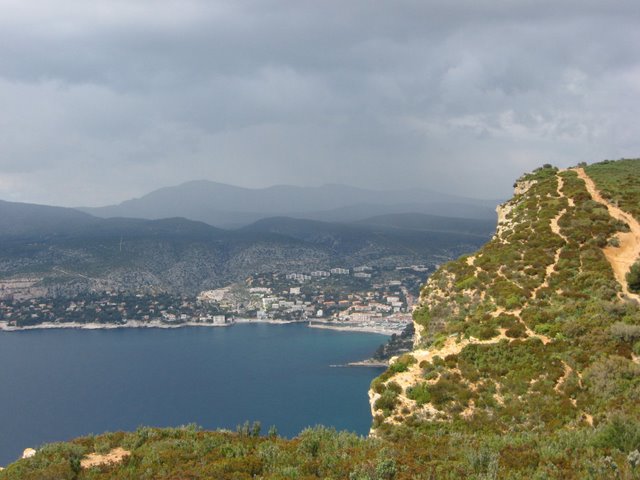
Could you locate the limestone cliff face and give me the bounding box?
[495,178,537,238]
[370,163,640,435]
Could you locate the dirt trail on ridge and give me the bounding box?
[80,448,130,469]
[533,173,569,299]
[575,168,640,303]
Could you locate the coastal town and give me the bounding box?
[0,264,434,335]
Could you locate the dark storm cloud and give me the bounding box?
[0,0,639,205]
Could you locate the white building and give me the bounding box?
[354,272,372,279]
[262,296,280,310]
[353,265,372,272]
[350,313,370,323]
[286,273,312,282]
[249,287,272,294]
[162,312,177,322]
[330,268,349,275]
[311,271,330,277]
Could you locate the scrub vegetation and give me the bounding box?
[4,422,640,479]
[585,159,640,221]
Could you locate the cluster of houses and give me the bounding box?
[0,292,230,327]
[0,264,432,332]
[196,267,419,332]
[283,266,373,282]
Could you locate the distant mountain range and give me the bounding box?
[0,197,495,295]
[78,180,501,228]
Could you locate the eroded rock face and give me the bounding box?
[513,179,537,196]
[495,178,537,239]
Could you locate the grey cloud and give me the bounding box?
[0,0,638,206]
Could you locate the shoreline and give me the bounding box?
[0,318,398,336]
[0,320,233,332]
[0,318,301,332]
[307,322,398,336]
[234,318,303,326]
[330,359,389,368]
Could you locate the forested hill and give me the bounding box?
[3,160,640,479]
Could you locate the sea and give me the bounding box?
[0,323,386,465]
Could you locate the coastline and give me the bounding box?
[307,322,398,336]
[234,318,302,326]
[0,318,299,332]
[0,320,233,332]
[330,359,389,368]
[0,318,400,336]
[347,359,388,367]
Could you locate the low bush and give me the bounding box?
[610,321,640,342]
[627,260,640,293]
[592,415,640,452]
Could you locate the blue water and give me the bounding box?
[0,323,386,465]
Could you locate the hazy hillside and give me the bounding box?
[78,180,500,227]
[240,216,490,259]
[0,200,99,237]
[356,212,496,236]
[0,202,491,295]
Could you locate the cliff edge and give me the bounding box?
[371,160,640,436]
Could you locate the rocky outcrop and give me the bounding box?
[21,448,36,459]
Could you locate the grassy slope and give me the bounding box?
[4,160,640,479]
[586,159,640,221]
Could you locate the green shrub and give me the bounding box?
[375,389,399,415]
[456,276,479,290]
[593,416,640,452]
[610,322,640,342]
[388,354,417,374]
[469,323,499,340]
[407,383,432,405]
[386,382,402,395]
[627,260,640,293]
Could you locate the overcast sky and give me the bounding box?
[1,0,639,206]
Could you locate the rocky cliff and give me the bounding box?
[371,161,640,436]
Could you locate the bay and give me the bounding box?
[0,323,386,466]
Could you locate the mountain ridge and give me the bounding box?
[77,180,501,227]
[0,199,491,295]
